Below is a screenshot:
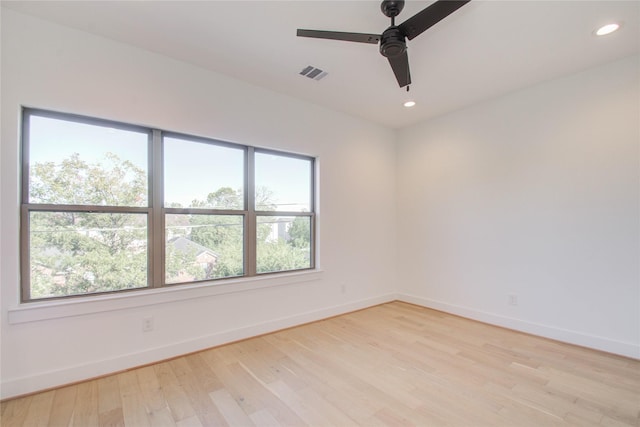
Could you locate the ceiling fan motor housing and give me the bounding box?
[380,26,406,58]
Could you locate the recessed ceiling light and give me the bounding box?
[595,22,621,36]
[403,100,416,108]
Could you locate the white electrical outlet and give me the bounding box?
[341,284,347,294]
[508,294,518,306]
[142,316,154,332]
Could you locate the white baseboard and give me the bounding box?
[1,293,396,400]
[397,293,640,360]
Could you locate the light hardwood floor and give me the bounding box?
[2,302,639,426]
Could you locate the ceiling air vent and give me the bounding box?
[300,65,328,81]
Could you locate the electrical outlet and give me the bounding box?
[508,294,518,306]
[341,283,347,294]
[142,316,154,332]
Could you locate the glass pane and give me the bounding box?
[165,214,244,283]
[256,216,311,273]
[28,115,148,206]
[164,137,245,209]
[255,152,312,212]
[29,211,148,299]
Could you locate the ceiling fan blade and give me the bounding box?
[297,29,380,44]
[398,0,470,41]
[388,51,411,88]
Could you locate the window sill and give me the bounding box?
[8,270,323,325]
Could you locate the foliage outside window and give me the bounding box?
[21,109,315,301]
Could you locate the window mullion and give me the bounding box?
[247,147,256,277]
[311,212,316,270]
[20,206,32,302]
[151,129,164,288]
[20,111,31,302]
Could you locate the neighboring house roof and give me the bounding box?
[168,236,218,259]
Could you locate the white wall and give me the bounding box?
[397,55,640,358]
[0,10,397,399]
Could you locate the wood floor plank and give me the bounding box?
[248,408,283,427]
[174,414,203,427]
[117,370,151,427]
[97,374,124,427]
[169,355,227,426]
[136,366,176,426]
[19,391,54,426]
[48,385,77,426]
[0,395,32,427]
[2,301,639,427]
[154,361,198,423]
[71,380,99,426]
[200,350,306,426]
[209,388,255,426]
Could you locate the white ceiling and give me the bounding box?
[2,0,639,129]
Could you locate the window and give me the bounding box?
[163,135,247,284]
[21,108,316,301]
[254,151,314,273]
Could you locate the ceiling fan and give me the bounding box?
[297,0,471,89]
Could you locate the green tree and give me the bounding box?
[187,186,283,278]
[30,155,312,298]
[29,153,149,298]
[256,238,309,273]
[255,216,311,273]
[30,152,146,206]
[190,187,242,210]
[288,217,311,249]
[187,187,245,278]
